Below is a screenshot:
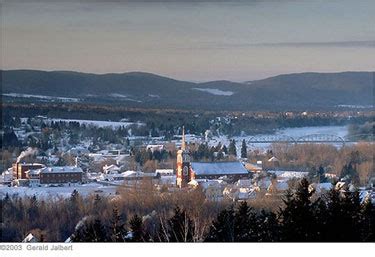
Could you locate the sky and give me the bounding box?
[2,0,375,81]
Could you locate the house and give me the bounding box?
[267,170,309,181]
[223,185,257,201]
[267,156,280,168]
[13,163,45,180]
[199,180,226,201]
[244,163,262,173]
[367,177,375,189]
[155,169,174,176]
[22,233,38,243]
[277,171,309,181]
[159,175,176,185]
[309,182,333,194]
[234,188,257,201]
[25,169,41,187]
[103,164,120,174]
[335,181,347,191]
[205,184,224,201]
[68,146,90,156]
[235,179,253,187]
[146,144,164,152]
[267,180,289,194]
[1,168,13,183]
[190,161,249,181]
[255,177,272,190]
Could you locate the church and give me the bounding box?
[176,127,250,188]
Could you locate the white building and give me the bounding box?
[146,144,164,152]
[155,169,174,176]
[103,164,120,174]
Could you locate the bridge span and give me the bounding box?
[247,133,374,145]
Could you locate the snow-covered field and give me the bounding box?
[3,93,80,102]
[48,118,144,129]
[192,88,234,96]
[208,125,349,152]
[108,93,142,102]
[275,125,348,138]
[0,183,118,199]
[336,104,373,109]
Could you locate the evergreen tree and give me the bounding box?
[110,205,126,242]
[234,201,258,241]
[71,217,108,242]
[128,214,144,242]
[240,139,247,159]
[222,145,228,154]
[27,195,39,221]
[360,198,375,242]
[317,165,326,183]
[167,207,194,242]
[205,206,235,242]
[279,178,317,241]
[2,128,20,148]
[257,210,281,242]
[228,139,237,156]
[216,149,224,160]
[325,189,362,241]
[311,197,329,241]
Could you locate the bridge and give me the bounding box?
[247,133,374,145]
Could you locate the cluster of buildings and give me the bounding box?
[7,162,83,187]
[3,126,374,205]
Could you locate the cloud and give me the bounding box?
[5,0,274,4]
[252,40,375,48]
[175,40,375,50]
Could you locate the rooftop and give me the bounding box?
[191,162,248,176]
[37,166,83,174]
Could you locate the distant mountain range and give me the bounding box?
[1,70,374,111]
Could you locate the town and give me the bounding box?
[1,0,375,248]
[1,113,374,243]
[1,114,374,205]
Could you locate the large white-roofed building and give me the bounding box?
[30,166,83,184]
[190,161,250,181]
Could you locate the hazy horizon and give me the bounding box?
[2,0,375,81]
[2,68,375,83]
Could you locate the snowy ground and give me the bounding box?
[192,88,234,96]
[208,125,349,153]
[275,125,348,138]
[47,118,144,129]
[3,93,80,102]
[0,183,118,199]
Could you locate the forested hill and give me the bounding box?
[1,70,374,111]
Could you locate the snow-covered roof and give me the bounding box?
[245,163,262,171]
[155,169,174,175]
[121,170,147,177]
[268,181,289,191]
[25,169,42,175]
[22,233,38,243]
[268,156,280,162]
[200,180,226,189]
[235,179,253,187]
[191,162,248,176]
[103,164,120,171]
[278,171,308,179]
[188,179,199,187]
[309,182,333,193]
[38,166,83,174]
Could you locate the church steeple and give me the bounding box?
[181,126,186,151]
[176,125,191,188]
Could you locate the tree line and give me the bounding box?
[1,179,373,242]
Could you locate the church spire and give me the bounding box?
[181,126,186,151]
